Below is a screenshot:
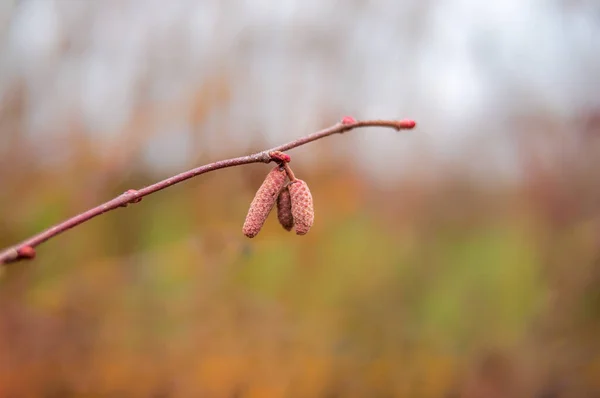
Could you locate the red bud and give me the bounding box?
[341,116,357,125]
[18,246,36,260]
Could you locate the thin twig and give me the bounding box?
[0,118,415,265]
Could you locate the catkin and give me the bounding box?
[242,166,287,238]
[289,179,314,235]
[276,186,294,231]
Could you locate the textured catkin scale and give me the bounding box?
[242,166,287,238]
[276,186,294,231]
[289,179,314,235]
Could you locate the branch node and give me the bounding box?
[269,151,291,164]
[257,151,272,163]
[341,116,357,125]
[120,189,142,207]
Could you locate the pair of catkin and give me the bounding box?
[242,165,314,238]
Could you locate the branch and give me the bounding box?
[0,117,416,265]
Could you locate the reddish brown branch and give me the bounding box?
[0,118,415,265]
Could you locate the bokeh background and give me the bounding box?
[1,0,600,396]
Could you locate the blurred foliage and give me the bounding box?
[2,139,600,397]
[2,93,600,397]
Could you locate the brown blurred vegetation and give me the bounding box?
[2,86,600,397]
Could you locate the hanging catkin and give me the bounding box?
[276,185,294,231]
[288,179,314,235]
[242,166,287,238]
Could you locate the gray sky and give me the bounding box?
[2,0,599,181]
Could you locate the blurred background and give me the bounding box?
[1,0,600,396]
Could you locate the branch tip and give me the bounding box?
[1,248,19,265]
[18,246,36,260]
[2,246,37,265]
[396,119,416,130]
